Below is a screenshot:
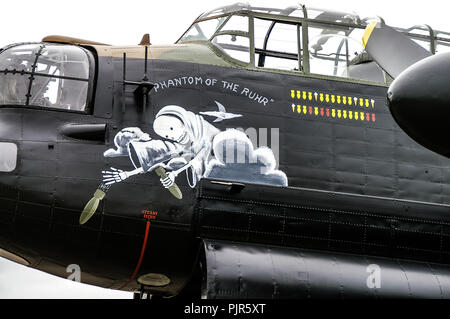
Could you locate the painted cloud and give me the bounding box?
[204,129,288,187]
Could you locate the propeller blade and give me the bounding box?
[362,21,432,78]
[155,167,183,200]
[79,189,106,224]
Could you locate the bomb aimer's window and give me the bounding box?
[0,43,93,112]
[0,142,17,172]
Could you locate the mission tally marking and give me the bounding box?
[290,89,377,122]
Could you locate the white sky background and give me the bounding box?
[0,0,449,299]
[0,0,449,47]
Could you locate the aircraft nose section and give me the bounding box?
[387,52,450,157]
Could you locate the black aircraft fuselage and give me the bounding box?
[1,6,450,298]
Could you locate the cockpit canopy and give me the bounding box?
[178,3,450,83]
[0,43,93,111]
[196,3,361,23]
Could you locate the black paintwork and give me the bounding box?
[388,52,450,158]
[1,46,450,297]
[203,239,450,298]
[197,178,450,264]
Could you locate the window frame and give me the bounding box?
[253,18,304,72]
[0,42,95,114]
[177,8,450,85]
[207,13,254,65]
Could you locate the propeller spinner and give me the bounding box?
[363,21,450,158]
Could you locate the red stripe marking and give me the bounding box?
[119,221,151,289]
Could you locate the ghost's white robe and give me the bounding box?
[154,105,220,186]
